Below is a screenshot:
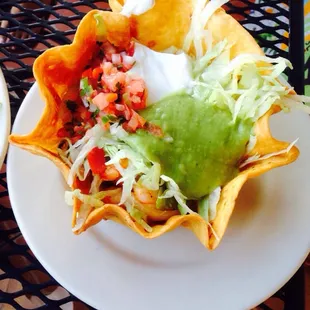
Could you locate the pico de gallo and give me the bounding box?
[58,40,148,144]
[57,39,156,185]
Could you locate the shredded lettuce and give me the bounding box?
[129,207,153,232]
[73,203,92,232]
[65,122,164,216]
[159,175,194,215]
[65,189,115,232]
[198,196,209,222]
[198,186,221,221]
[90,174,101,194]
[105,145,150,205]
[156,190,177,210]
[192,39,228,77]
[191,40,310,123]
[67,125,104,186]
[57,138,74,167]
[65,189,106,208]
[246,133,257,154]
[208,186,221,220]
[67,138,96,186]
[139,162,161,190]
[183,0,229,58]
[123,196,153,232]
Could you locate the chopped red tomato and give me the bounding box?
[112,53,122,65]
[77,106,92,121]
[73,125,84,135]
[127,78,145,94]
[127,41,135,57]
[115,104,125,112]
[101,41,117,62]
[57,127,69,138]
[123,110,146,132]
[125,78,146,110]
[75,173,92,194]
[103,103,117,116]
[102,71,126,92]
[131,94,146,110]
[92,67,103,81]
[92,92,118,111]
[82,67,93,79]
[123,103,132,120]
[87,147,106,178]
[61,40,151,143]
[101,62,117,75]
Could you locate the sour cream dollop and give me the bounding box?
[120,0,155,17]
[128,43,193,104]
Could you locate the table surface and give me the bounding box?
[0,1,308,309]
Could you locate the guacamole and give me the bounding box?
[124,93,253,199]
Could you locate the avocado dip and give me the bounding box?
[124,93,253,199]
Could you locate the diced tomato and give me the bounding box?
[82,67,93,79]
[131,94,146,110]
[92,67,103,81]
[78,106,92,121]
[103,103,117,116]
[121,55,135,71]
[112,53,122,65]
[64,88,80,103]
[92,92,118,111]
[123,104,132,120]
[87,147,106,178]
[91,55,102,68]
[101,62,114,75]
[102,71,126,92]
[123,110,146,132]
[57,127,69,138]
[124,78,146,110]
[102,41,117,62]
[127,78,145,94]
[127,115,139,131]
[131,110,146,127]
[122,122,132,132]
[127,41,135,57]
[74,125,84,135]
[75,173,92,194]
[133,99,146,110]
[115,104,125,112]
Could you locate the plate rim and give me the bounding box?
[0,67,11,168]
[7,82,310,310]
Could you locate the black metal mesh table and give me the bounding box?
[0,1,306,309]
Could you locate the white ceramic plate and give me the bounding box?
[8,83,310,310]
[0,68,11,168]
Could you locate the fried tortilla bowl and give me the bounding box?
[9,0,299,250]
